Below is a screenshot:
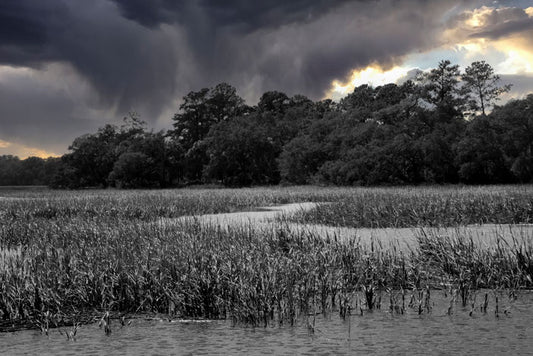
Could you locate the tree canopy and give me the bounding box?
[2,61,532,188]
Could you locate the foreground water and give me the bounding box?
[3,200,533,354]
[2,291,532,355]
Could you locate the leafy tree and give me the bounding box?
[274,94,320,145]
[455,117,511,184]
[279,135,329,184]
[170,83,247,182]
[489,94,533,182]
[417,131,458,183]
[339,84,375,112]
[257,91,290,114]
[170,83,247,150]
[418,60,464,121]
[0,155,21,185]
[462,61,511,116]
[170,88,211,150]
[51,112,181,188]
[208,83,247,122]
[203,114,280,186]
[14,59,525,189]
[109,152,159,188]
[315,99,338,115]
[20,157,46,185]
[64,124,119,187]
[49,157,80,189]
[109,130,174,188]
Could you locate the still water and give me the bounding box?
[2,291,532,355]
[161,202,533,252]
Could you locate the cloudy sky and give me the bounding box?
[1,0,533,158]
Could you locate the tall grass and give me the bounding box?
[0,186,347,223]
[1,186,532,331]
[288,185,533,228]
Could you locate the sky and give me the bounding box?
[1,0,533,158]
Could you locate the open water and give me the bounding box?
[1,291,532,355]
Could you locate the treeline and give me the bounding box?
[0,156,61,186]
[2,60,533,188]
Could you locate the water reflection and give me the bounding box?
[2,291,532,355]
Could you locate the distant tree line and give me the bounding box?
[0,155,61,186]
[2,60,532,188]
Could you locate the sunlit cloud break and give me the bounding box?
[327,65,414,99]
[0,139,10,149]
[327,4,533,101]
[0,139,59,159]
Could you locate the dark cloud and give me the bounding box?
[0,0,462,103]
[111,0,354,30]
[0,64,102,153]
[0,0,183,117]
[470,16,533,39]
[1,0,531,155]
[0,0,68,65]
[445,5,533,41]
[214,0,460,99]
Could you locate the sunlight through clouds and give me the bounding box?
[326,3,533,100]
[442,5,533,73]
[0,139,59,159]
[327,65,413,99]
[0,139,10,148]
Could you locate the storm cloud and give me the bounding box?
[0,0,532,156]
[0,0,463,105]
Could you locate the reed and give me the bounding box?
[286,185,533,228]
[1,186,532,331]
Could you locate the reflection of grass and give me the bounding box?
[285,185,533,228]
[0,186,532,331]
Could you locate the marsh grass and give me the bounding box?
[287,185,533,228]
[0,186,532,331]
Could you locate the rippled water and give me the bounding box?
[2,291,532,355]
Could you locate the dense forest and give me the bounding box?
[1,60,532,188]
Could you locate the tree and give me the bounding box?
[455,117,511,184]
[489,94,533,182]
[339,84,375,112]
[279,135,329,184]
[462,61,511,116]
[208,83,247,122]
[418,60,464,121]
[170,88,211,150]
[27,59,527,189]
[110,130,174,188]
[169,83,247,182]
[315,99,338,116]
[109,152,159,188]
[64,124,119,187]
[0,155,21,185]
[257,91,290,114]
[203,115,280,186]
[170,83,247,150]
[20,157,46,185]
